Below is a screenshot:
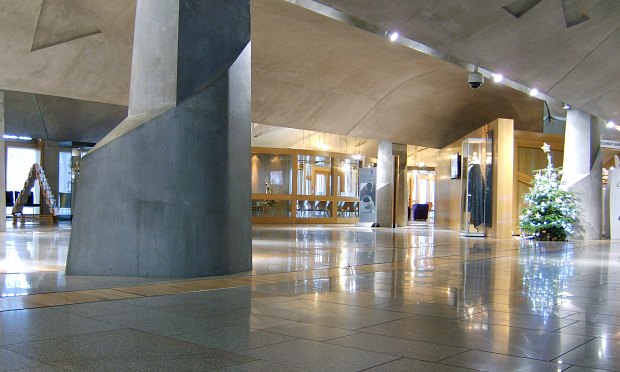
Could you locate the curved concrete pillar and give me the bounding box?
[66,0,251,277]
[563,110,602,240]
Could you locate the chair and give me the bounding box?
[296,200,304,217]
[412,203,429,220]
[337,201,345,217]
[314,200,329,217]
[300,200,313,217]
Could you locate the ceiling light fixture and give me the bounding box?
[492,73,503,83]
[3,134,32,140]
[607,121,616,128]
[563,103,571,110]
[529,88,539,97]
[388,31,399,42]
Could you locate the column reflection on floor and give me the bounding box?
[1,222,620,370]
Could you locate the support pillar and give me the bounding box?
[0,92,5,232]
[376,141,408,227]
[67,0,251,277]
[562,110,602,240]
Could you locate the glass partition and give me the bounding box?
[252,199,292,217]
[297,155,332,196]
[296,200,332,218]
[336,158,361,197]
[251,153,292,194]
[460,138,489,237]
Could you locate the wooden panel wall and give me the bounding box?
[435,119,515,239]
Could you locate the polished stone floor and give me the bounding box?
[1,222,620,371]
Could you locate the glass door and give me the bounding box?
[6,146,40,215]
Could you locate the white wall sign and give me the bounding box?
[601,140,620,150]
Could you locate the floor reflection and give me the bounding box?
[2,222,620,369]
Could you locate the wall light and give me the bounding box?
[492,73,503,83]
[529,88,539,97]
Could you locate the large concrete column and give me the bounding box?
[67,0,251,277]
[376,141,408,227]
[394,144,408,226]
[0,92,5,232]
[562,110,602,240]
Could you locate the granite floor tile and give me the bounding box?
[554,338,620,370]
[357,289,442,302]
[229,311,297,330]
[555,321,620,339]
[442,350,571,371]
[3,328,233,367]
[173,325,295,352]
[363,357,477,371]
[0,347,51,371]
[298,291,394,307]
[252,298,411,330]
[53,300,146,317]
[54,354,255,372]
[242,339,398,371]
[119,293,197,308]
[0,308,121,346]
[555,303,620,318]
[360,315,593,360]
[2,367,64,372]
[326,332,467,362]
[93,308,226,336]
[373,299,484,319]
[264,322,357,341]
[564,312,620,326]
[460,310,579,331]
[216,359,307,371]
[563,366,611,372]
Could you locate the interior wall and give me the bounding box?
[435,118,514,239]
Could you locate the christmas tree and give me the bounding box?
[519,143,577,241]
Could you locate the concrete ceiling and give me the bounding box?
[315,0,620,127]
[252,0,542,148]
[0,0,616,147]
[3,90,127,142]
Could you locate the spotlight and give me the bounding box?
[388,31,399,42]
[492,73,503,83]
[529,88,539,97]
[562,103,571,110]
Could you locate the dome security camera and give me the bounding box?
[468,72,484,89]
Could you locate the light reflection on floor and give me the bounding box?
[2,222,620,370]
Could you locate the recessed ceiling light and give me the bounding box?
[388,31,399,42]
[492,73,503,83]
[529,88,539,97]
[3,134,32,140]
